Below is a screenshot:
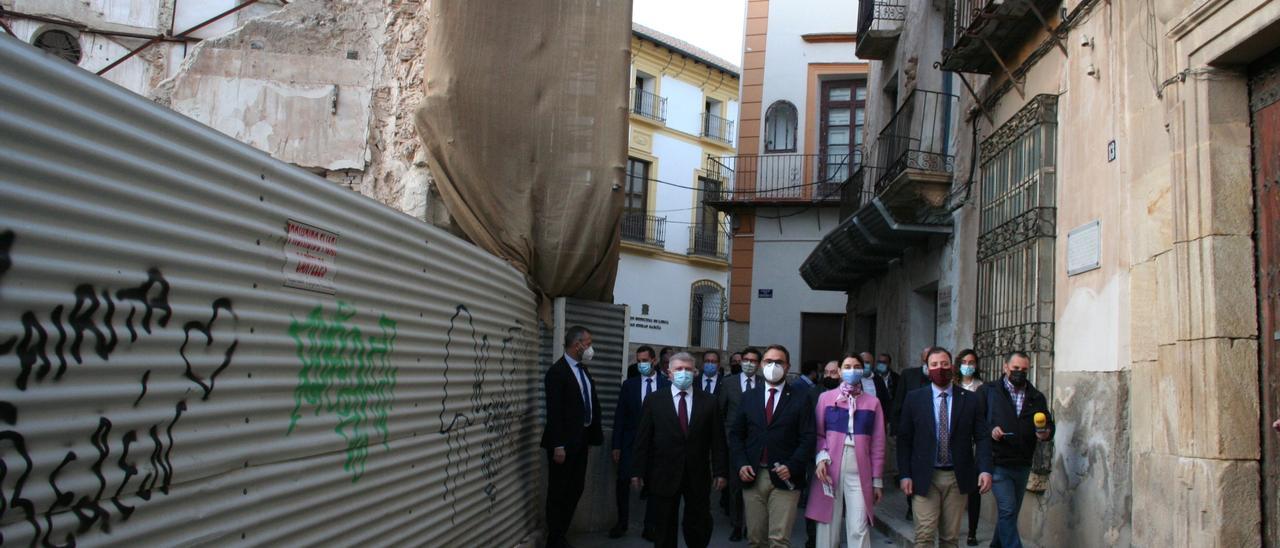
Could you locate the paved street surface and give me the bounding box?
[569,487,892,548]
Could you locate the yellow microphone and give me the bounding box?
[1034,412,1048,434]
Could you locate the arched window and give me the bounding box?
[689,280,726,348]
[33,28,82,65]
[764,100,798,153]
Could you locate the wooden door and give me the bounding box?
[1251,47,1280,548]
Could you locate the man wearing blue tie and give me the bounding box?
[610,345,668,539]
[897,346,993,548]
[541,326,604,548]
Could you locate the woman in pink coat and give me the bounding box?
[804,353,886,548]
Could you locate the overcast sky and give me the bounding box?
[632,0,747,66]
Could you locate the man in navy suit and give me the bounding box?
[897,346,993,548]
[610,345,668,539]
[541,326,604,548]
[729,344,815,547]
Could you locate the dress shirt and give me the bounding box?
[564,353,592,408]
[670,384,692,421]
[763,382,784,415]
[861,377,877,397]
[740,373,759,392]
[640,373,658,404]
[930,382,953,467]
[1004,377,1025,415]
[702,375,719,393]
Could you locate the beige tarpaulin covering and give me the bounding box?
[414,0,629,311]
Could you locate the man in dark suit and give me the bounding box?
[718,347,762,541]
[892,348,928,428]
[631,352,729,548]
[897,346,993,548]
[729,344,815,547]
[627,346,656,379]
[541,325,604,548]
[611,345,666,539]
[698,349,723,395]
[892,349,928,521]
[865,351,897,416]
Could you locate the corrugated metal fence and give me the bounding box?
[0,36,544,546]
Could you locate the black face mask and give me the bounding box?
[1008,370,1029,387]
[821,377,842,390]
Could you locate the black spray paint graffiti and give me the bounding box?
[437,305,527,523]
[0,230,235,546]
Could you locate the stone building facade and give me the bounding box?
[802,0,1280,545]
[2,0,449,227]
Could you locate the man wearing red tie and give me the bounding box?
[728,344,816,547]
[631,352,729,548]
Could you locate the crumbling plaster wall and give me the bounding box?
[154,0,448,226]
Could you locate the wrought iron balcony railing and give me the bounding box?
[630,88,667,121]
[701,112,735,144]
[856,0,906,60]
[703,150,860,203]
[687,224,728,260]
[941,0,1063,74]
[839,163,879,220]
[620,211,666,248]
[873,89,958,193]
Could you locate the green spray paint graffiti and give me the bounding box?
[286,301,397,482]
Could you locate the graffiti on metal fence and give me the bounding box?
[286,301,398,483]
[0,229,237,546]
[438,304,528,523]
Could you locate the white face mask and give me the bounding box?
[581,345,595,362]
[762,361,785,384]
[740,360,758,376]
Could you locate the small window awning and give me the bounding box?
[799,198,952,291]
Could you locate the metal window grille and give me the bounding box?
[689,280,726,348]
[974,94,1057,397]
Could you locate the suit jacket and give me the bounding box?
[718,373,760,437]
[612,373,670,475]
[892,366,926,427]
[697,373,723,396]
[728,382,816,490]
[631,387,729,497]
[896,384,993,496]
[873,372,896,423]
[540,356,604,450]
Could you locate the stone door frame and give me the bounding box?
[1162,0,1280,545]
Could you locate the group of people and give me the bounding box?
[541,325,1055,548]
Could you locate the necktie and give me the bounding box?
[747,377,754,391]
[762,388,777,465]
[765,388,777,424]
[705,378,712,393]
[678,391,689,434]
[644,378,653,403]
[577,366,592,426]
[937,392,951,466]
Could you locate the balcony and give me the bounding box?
[631,88,667,122]
[701,112,735,144]
[621,211,666,248]
[872,89,958,221]
[940,0,1063,74]
[687,224,728,261]
[701,151,858,207]
[856,0,906,60]
[800,91,959,292]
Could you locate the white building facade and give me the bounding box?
[616,24,740,354]
[715,0,867,367]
